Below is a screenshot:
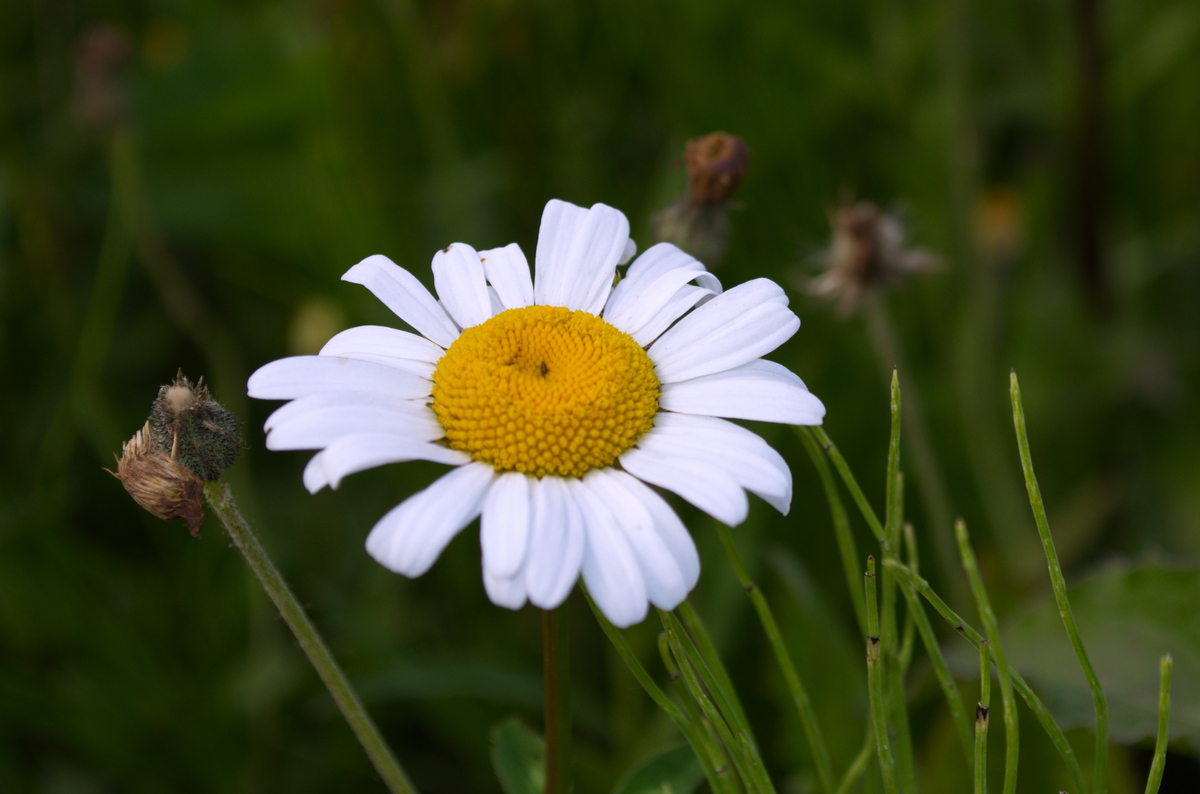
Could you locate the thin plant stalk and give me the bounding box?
[807,426,889,545]
[584,588,731,794]
[975,640,991,794]
[1011,371,1108,793]
[677,602,755,745]
[1144,654,1172,794]
[886,558,1088,794]
[837,724,876,794]
[956,520,1018,794]
[797,427,868,634]
[865,557,900,794]
[661,613,772,793]
[716,523,836,794]
[202,483,416,794]
[658,633,742,794]
[543,605,572,794]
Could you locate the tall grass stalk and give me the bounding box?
[975,639,991,794]
[1010,372,1108,792]
[865,556,900,794]
[1143,654,1172,794]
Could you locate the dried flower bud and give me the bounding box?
[149,371,241,481]
[108,422,205,536]
[72,24,132,133]
[651,132,750,268]
[807,201,941,316]
[685,132,750,205]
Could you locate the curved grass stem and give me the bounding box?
[1143,655,1172,794]
[1011,372,1108,793]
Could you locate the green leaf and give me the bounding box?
[490,717,545,794]
[1002,562,1200,745]
[610,744,704,794]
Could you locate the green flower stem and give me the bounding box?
[797,427,867,635]
[202,483,415,794]
[1144,655,1172,794]
[658,634,741,794]
[865,557,900,794]
[1010,371,1108,794]
[584,587,732,794]
[661,608,765,781]
[542,604,572,794]
[715,523,835,794]
[885,558,1088,794]
[956,520,1018,794]
[886,370,903,549]
[836,724,875,794]
[975,639,991,794]
[807,426,888,545]
[676,602,755,745]
[661,612,770,793]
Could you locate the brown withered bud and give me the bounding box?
[149,371,241,481]
[72,24,133,133]
[807,201,941,316]
[651,132,750,268]
[108,422,205,536]
[685,133,750,205]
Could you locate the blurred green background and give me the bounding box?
[2,0,1198,791]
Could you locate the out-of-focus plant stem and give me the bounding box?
[203,482,416,794]
[1144,655,1172,794]
[542,605,572,794]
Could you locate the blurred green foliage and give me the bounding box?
[2,0,1198,791]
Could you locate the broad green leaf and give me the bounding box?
[1002,562,1199,745]
[490,716,545,794]
[611,745,704,794]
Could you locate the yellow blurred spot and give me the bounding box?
[143,19,190,71]
[288,296,345,356]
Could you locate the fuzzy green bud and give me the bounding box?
[148,370,241,481]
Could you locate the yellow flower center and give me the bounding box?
[431,305,660,478]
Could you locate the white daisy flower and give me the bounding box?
[248,199,825,627]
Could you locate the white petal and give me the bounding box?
[649,279,800,383]
[619,237,638,265]
[534,200,631,314]
[523,477,585,609]
[480,243,534,310]
[365,462,496,577]
[619,445,749,527]
[319,325,442,379]
[659,359,826,426]
[636,413,792,515]
[313,434,470,491]
[570,479,649,628]
[342,254,461,348]
[630,285,716,347]
[480,473,531,579]
[604,267,719,342]
[483,566,528,610]
[606,471,700,594]
[432,243,493,329]
[263,392,441,450]
[248,356,432,400]
[303,451,331,493]
[583,470,693,610]
[614,243,721,298]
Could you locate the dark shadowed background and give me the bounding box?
[2,0,1198,792]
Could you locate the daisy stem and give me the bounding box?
[1010,371,1108,794]
[584,586,734,794]
[1144,655,1172,794]
[806,427,888,546]
[202,482,416,794]
[885,558,1088,794]
[956,519,1018,794]
[836,723,875,794]
[796,427,868,635]
[542,604,572,794]
[865,556,900,794]
[715,523,836,794]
